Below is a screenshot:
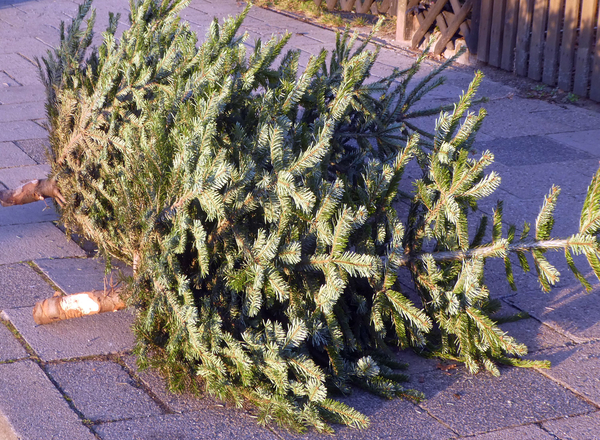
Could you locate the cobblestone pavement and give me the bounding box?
[1,0,600,439]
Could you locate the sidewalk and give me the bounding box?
[1,0,600,438]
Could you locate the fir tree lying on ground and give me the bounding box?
[13,0,600,432]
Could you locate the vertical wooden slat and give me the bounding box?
[467,0,481,54]
[501,0,520,71]
[590,2,600,101]
[515,0,534,77]
[477,0,494,63]
[573,0,598,96]
[528,0,549,80]
[557,0,580,91]
[396,0,412,41]
[489,0,507,67]
[542,0,565,86]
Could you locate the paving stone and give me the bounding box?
[95,410,281,440]
[280,393,457,440]
[542,411,600,440]
[468,424,555,439]
[3,306,135,361]
[122,354,210,414]
[46,360,163,422]
[13,138,51,164]
[475,190,584,238]
[409,366,593,436]
[475,135,594,167]
[549,129,600,158]
[0,53,40,86]
[0,321,27,361]
[0,199,58,226]
[0,140,36,167]
[34,257,132,294]
[530,341,600,406]
[0,360,96,440]
[0,119,47,142]
[506,267,600,342]
[0,84,45,105]
[475,97,574,138]
[0,36,51,56]
[0,163,50,188]
[487,158,599,200]
[0,71,20,87]
[0,262,56,309]
[497,302,573,353]
[0,222,86,265]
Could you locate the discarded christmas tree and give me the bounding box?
[15,0,600,432]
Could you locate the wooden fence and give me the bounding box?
[397,0,600,102]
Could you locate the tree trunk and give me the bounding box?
[0,178,64,207]
[33,288,125,325]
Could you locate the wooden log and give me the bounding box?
[501,0,520,71]
[557,0,579,91]
[515,0,534,77]
[33,289,126,325]
[542,0,565,86]
[528,0,549,81]
[0,178,64,207]
[477,0,494,63]
[573,0,598,97]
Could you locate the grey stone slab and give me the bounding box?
[476,135,594,167]
[0,262,56,309]
[0,140,36,167]
[475,97,573,138]
[95,411,281,440]
[0,163,50,188]
[0,222,86,264]
[0,54,40,86]
[506,266,600,342]
[280,393,456,440]
[542,411,600,440]
[549,129,600,158]
[0,71,20,87]
[3,306,135,361]
[0,102,46,122]
[497,302,573,353]
[0,36,51,56]
[487,158,599,200]
[34,257,132,295]
[14,138,51,164]
[47,360,163,422]
[0,119,47,142]
[469,424,555,440]
[534,105,600,132]
[410,366,593,436]
[122,354,210,414]
[0,200,58,226]
[0,360,96,440]
[0,321,27,361]
[530,341,600,406]
[0,84,45,105]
